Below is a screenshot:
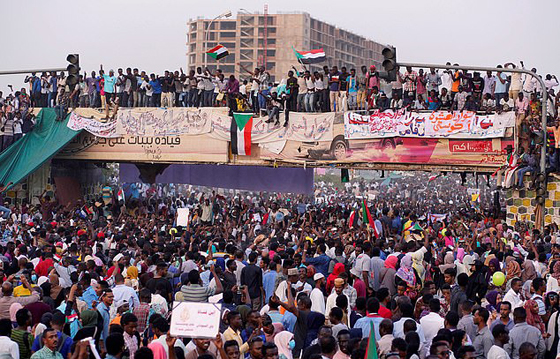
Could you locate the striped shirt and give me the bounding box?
[12,329,33,359]
[176,284,215,302]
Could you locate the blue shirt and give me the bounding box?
[305,254,331,277]
[31,77,41,93]
[98,302,111,343]
[81,286,99,309]
[495,73,508,93]
[348,76,358,93]
[354,315,383,340]
[268,311,284,324]
[103,75,117,93]
[262,270,277,304]
[426,99,439,110]
[392,216,402,235]
[282,311,297,332]
[150,79,162,94]
[241,328,266,343]
[50,77,57,93]
[329,72,340,91]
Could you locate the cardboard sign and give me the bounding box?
[176,208,190,227]
[170,302,222,338]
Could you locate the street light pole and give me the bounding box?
[399,62,549,229]
[0,68,67,76]
[203,10,232,70]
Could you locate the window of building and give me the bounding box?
[220,21,236,30]
[259,27,276,35]
[258,38,277,47]
[258,16,274,25]
[218,65,235,73]
[222,42,236,49]
[240,27,254,36]
[190,23,197,31]
[221,31,236,38]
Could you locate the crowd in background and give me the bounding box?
[0,172,557,359]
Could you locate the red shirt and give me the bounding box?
[35,258,54,277]
[353,278,367,299]
[378,304,392,319]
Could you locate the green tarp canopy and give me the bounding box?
[0,108,80,189]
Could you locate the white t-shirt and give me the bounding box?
[441,72,452,91]
[141,80,153,96]
[353,253,371,278]
[13,117,22,134]
[0,336,19,359]
[487,345,510,359]
[310,287,326,314]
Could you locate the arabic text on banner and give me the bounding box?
[344,110,514,140]
[116,107,225,136]
[209,111,334,143]
[67,112,119,138]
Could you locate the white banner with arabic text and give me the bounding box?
[116,107,224,136]
[67,112,119,138]
[344,110,514,140]
[209,112,334,143]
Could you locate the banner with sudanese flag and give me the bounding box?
[230,113,254,155]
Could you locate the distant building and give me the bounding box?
[186,11,387,82]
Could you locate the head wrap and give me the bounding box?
[506,260,522,283]
[552,261,560,281]
[126,265,139,280]
[485,290,500,311]
[81,310,98,328]
[396,255,416,287]
[274,331,294,359]
[524,299,545,334]
[384,256,398,270]
[521,260,537,282]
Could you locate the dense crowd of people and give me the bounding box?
[3,62,560,115]
[3,61,560,168]
[0,172,558,359]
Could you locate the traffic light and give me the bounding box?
[341,168,349,183]
[381,46,397,82]
[66,54,80,86]
[535,173,546,205]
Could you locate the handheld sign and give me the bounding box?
[170,302,222,338]
[176,208,190,227]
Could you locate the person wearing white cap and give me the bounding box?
[310,273,326,315]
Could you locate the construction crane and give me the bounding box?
[263,4,268,69]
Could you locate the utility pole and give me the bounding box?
[0,68,66,76]
[397,61,548,229]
